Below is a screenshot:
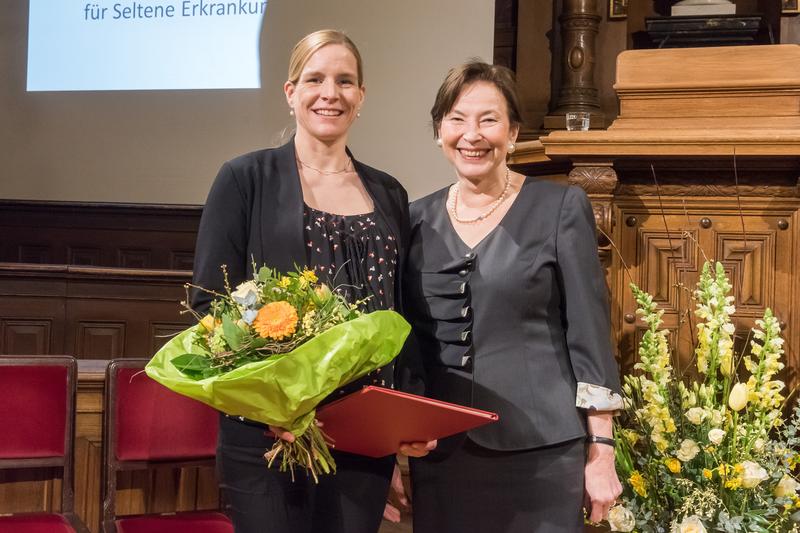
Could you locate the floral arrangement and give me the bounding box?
[145,265,410,481]
[171,266,362,377]
[607,261,800,533]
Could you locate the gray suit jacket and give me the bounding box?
[398,177,620,451]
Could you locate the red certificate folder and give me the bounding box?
[316,386,499,458]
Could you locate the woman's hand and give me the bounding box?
[398,439,437,458]
[584,441,622,523]
[267,425,295,443]
[268,419,326,443]
[584,411,622,523]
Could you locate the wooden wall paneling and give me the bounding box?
[18,245,52,264]
[611,196,800,377]
[0,269,67,354]
[533,45,800,398]
[0,264,192,359]
[0,201,201,270]
[62,268,191,358]
[117,249,152,269]
[150,322,191,354]
[1,319,53,355]
[68,247,103,267]
[75,321,127,359]
[169,251,195,271]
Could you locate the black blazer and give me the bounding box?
[398,177,621,451]
[191,138,410,315]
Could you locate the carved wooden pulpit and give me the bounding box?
[517,45,800,378]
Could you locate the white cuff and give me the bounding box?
[575,382,624,411]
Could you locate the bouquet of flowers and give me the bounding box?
[607,261,800,533]
[145,265,410,481]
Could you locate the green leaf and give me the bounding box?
[171,353,211,379]
[222,314,243,350]
[258,266,274,282]
[171,353,211,371]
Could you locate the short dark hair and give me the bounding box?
[430,60,523,138]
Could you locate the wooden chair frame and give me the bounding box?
[102,358,225,533]
[0,355,89,532]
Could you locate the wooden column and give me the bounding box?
[544,0,604,129]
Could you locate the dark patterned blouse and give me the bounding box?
[303,203,398,398]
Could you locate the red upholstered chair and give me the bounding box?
[0,355,90,533]
[102,358,232,533]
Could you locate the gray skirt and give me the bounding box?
[409,436,585,533]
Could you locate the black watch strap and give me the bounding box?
[586,435,615,447]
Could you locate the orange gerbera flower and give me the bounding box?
[253,301,298,340]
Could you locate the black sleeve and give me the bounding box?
[555,186,621,395]
[394,186,411,314]
[191,162,250,315]
[394,328,427,396]
[394,200,427,396]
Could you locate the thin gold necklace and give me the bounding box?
[296,156,353,175]
[448,167,512,224]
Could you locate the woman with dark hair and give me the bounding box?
[192,29,430,533]
[398,61,624,532]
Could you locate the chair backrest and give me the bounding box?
[0,355,77,515]
[103,358,219,529]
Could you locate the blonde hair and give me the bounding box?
[287,30,364,86]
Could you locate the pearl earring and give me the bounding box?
[435,138,443,147]
[508,142,516,154]
[357,111,361,118]
[289,109,294,116]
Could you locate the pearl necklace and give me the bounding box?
[296,157,353,175]
[448,167,512,224]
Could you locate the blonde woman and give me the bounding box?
[192,30,429,533]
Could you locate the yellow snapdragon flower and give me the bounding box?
[665,458,681,474]
[630,471,647,497]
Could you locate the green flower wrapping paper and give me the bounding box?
[145,310,410,435]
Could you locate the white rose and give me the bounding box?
[753,438,765,452]
[679,515,707,533]
[710,409,724,427]
[740,461,768,489]
[707,428,725,445]
[607,505,636,532]
[676,439,700,462]
[685,407,706,425]
[774,475,800,498]
[232,280,260,308]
